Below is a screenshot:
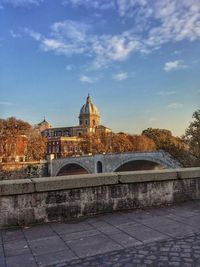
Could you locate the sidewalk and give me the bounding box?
[0,201,200,267]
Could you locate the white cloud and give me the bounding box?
[26,21,141,68]
[25,0,200,68]
[113,71,128,81]
[92,34,140,68]
[65,65,73,71]
[63,0,200,47]
[158,90,176,96]
[80,75,97,83]
[1,0,43,7]
[164,60,188,72]
[24,28,42,41]
[51,20,90,42]
[10,30,21,38]
[167,102,183,109]
[63,0,114,10]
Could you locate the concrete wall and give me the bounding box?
[0,167,200,229]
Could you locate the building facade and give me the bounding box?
[37,95,111,159]
[0,135,28,163]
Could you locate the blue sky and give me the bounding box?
[0,0,200,136]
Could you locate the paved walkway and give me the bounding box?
[0,201,200,267]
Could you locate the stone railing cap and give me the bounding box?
[0,167,200,196]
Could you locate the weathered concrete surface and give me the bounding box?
[50,150,181,176]
[0,179,34,195]
[0,168,200,229]
[31,172,118,192]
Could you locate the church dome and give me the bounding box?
[79,94,100,117]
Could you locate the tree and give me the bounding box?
[26,131,46,161]
[128,135,156,151]
[142,127,188,166]
[79,132,156,155]
[79,133,106,154]
[184,109,200,160]
[0,117,46,162]
[0,117,31,159]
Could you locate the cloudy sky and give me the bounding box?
[0,0,200,136]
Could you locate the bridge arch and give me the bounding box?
[113,159,165,172]
[55,161,92,176]
[112,154,174,172]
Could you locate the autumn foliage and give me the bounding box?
[0,117,46,162]
[79,132,156,154]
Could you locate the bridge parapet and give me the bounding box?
[49,150,181,176]
[0,167,199,228]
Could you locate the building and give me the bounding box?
[37,95,111,159]
[0,135,28,163]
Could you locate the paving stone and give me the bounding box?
[35,248,78,266]
[101,213,133,226]
[1,201,200,267]
[133,215,175,228]
[144,259,153,264]
[0,233,2,245]
[175,215,200,228]
[120,224,169,243]
[66,233,122,258]
[108,232,142,248]
[0,256,6,267]
[23,224,56,240]
[169,262,180,266]
[167,209,199,218]
[50,222,94,235]
[2,229,25,243]
[126,210,159,221]
[62,229,100,242]
[152,222,195,237]
[6,254,37,267]
[90,221,122,234]
[4,240,30,257]
[29,235,66,256]
[0,245,4,257]
[159,256,168,261]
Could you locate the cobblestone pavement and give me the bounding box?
[0,200,200,267]
[65,232,200,267]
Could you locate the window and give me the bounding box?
[85,120,88,125]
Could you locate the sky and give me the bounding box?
[0,0,200,137]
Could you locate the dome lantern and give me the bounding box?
[79,95,100,127]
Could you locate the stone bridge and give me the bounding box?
[49,151,181,176]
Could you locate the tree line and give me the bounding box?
[0,109,199,167]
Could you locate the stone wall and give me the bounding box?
[0,167,200,229]
[0,162,48,180]
[51,150,181,176]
